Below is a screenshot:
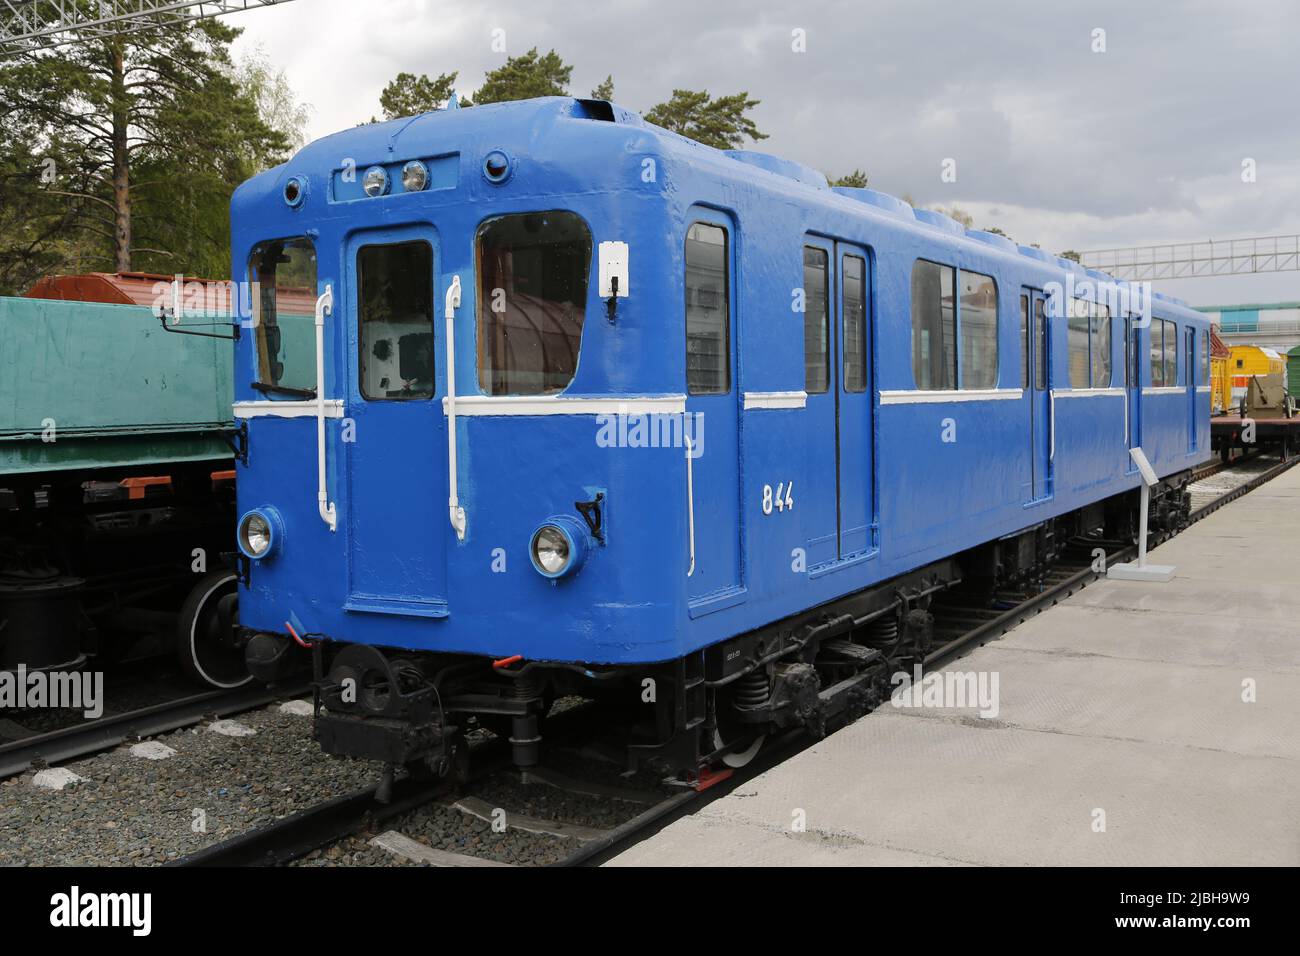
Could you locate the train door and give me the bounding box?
[1125,316,1142,471]
[803,238,873,566]
[1025,290,1051,500]
[341,226,448,617]
[684,216,742,609]
[1186,326,1198,453]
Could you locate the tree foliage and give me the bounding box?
[591,75,614,101]
[830,169,869,188]
[643,89,767,150]
[378,71,460,120]
[0,8,288,289]
[474,48,572,104]
[1059,249,1083,262]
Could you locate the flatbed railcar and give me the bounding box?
[225,96,1211,780]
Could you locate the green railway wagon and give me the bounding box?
[1289,345,1300,403]
[0,296,234,476]
[0,295,242,685]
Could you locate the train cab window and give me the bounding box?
[842,254,868,392]
[1019,295,1029,389]
[1091,303,1112,387]
[357,241,434,400]
[249,237,317,395]
[803,246,830,394]
[1170,321,1180,385]
[911,260,955,390]
[476,211,592,395]
[1033,298,1047,389]
[959,270,998,388]
[1068,298,1090,388]
[685,223,730,394]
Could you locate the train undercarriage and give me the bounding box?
[244,471,1194,792]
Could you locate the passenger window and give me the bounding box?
[1019,295,1029,390]
[685,222,730,394]
[477,211,592,395]
[1201,334,1209,385]
[1091,303,1112,387]
[842,254,868,393]
[1150,320,1166,387]
[249,237,317,394]
[803,246,830,394]
[1165,321,1178,386]
[1068,298,1090,388]
[959,270,998,389]
[1033,298,1047,390]
[358,241,434,400]
[910,260,955,390]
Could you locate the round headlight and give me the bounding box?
[401,160,428,192]
[362,165,389,197]
[531,525,570,576]
[238,510,276,560]
[283,176,306,208]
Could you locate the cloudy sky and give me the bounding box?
[226,0,1299,307]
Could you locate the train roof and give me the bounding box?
[242,95,1205,323]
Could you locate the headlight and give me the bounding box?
[401,160,428,192]
[362,165,389,197]
[237,509,280,560]
[532,526,570,575]
[528,518,589,579]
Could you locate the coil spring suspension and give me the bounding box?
[863,615,900,648]
[733,669,770,710]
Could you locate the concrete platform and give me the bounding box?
[610,464,1300,867]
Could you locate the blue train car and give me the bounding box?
[225,97,1210,778]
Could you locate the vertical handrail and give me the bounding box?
[444,275,466,540]
[315,285,337,531]
[685,436,695,577]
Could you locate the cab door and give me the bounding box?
[803,239,874,566]
[1125,316,1143,471]
[684,216,742,610]
[1025,290,1051,500]
[1186,326,1198,453]
[342,226,448,617]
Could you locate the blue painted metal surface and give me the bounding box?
[229,96,1211,666]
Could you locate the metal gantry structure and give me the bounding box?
[1080,234,1300,281]
[0,0,295,58]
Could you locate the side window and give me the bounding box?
[1019,294,1029,389]
[959,270,998,389]
[1068,298,1090,388]
[249,237,317,394]
[685,222,730,394]
[910,259,955,390]
[842,254,868,393]
[1165,321,1178,386]
[476,211,592,396]
[357,241,434,400]
[1201,333,1209,385]
[1091,303,1112,387]
[803,246,830,394]
[1034,298,1047,390]
[1150,319,1166,387]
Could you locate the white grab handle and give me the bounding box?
[685,436,696,577]
[444,275,466,540]
[315,285,337,531]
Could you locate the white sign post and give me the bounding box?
[1107,447,1177,583]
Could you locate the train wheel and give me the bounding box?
[712,726,765,769]
[177,570,252,689]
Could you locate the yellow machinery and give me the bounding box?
[1228,345,1285,403]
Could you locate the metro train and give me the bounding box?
[223,96,1211,782]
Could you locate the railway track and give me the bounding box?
[0,677,309,780]
[168,453,1298,868]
